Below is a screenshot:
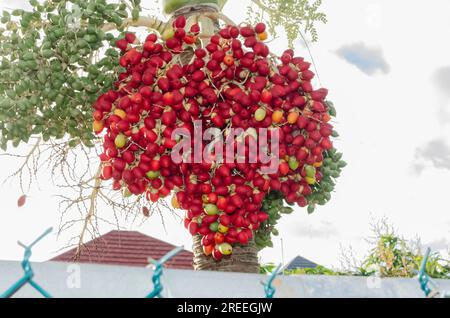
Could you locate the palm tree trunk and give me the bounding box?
[164,0,260,273]
[192,235,260,273]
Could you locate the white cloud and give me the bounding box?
[294,221,339,239]
[433,67,450,99]
[414,138,450,173]
[336,42,390,75]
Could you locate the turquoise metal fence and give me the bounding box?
[0,228,53,298]
[1,228,448,298]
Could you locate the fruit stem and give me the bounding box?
[102,16,168,33]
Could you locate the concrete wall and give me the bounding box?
[0,260,449,298]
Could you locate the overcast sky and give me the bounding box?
[0,0,449,269]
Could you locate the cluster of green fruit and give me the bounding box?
[0,0,142,150]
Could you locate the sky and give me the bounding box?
[0,0,449,269]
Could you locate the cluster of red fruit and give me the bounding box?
[92,16,335,261]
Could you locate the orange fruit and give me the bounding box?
[257,31,268,41]
[223,55,235,66]
[287,112,299,124]
[313,161,323,168]
[322,113,331,123]
[171,195,180,209]
[93,120,104,134]
[272,110,284,124]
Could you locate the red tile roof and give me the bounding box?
[50,230,193,269]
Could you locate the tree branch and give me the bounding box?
[74,163,103,259]
[102,16,167,33]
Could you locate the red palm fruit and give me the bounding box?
[206,43,218,53]
[279,161,290,175]
[312,101,326,113]
[112,180,121,191]
[292,95,307,107]
[202,233,215,246]
[301,81,313,92]
[125,33,136,43]
[190,23,200,35]
[320,125,333,137]
[255,22,266,33]
[229,26,240,38]
[257,212,269,222]
[252,192,265,205]
[227,227,238,238]
[220,215,231,227]
[174,28,186,39]
[224,204,236,214]
[219,27,231,39]
[116,38,128,51]
[230,194,243,207]
[321,137,333,150]
[101,166,113,180]
[157,77,170,92]
[225,235,238,244]
[237,231,249,244]
[297,116,308,129]
[113,158,126,171]
[233,215,244,227]
[215,186,229,196]
[306,121,317,132]
[302,69,315,81]
[188,221,199,236]
[309,130,322,142]
[212,114,225,127]
[312,146,323,156]
[132,167,145,179]
[212,248,223,261]
[174,15,186,28]
[198,226,210,236]
[296,148,309,161]
[195,48,206,58]
[203,215,218,225]
[116,120,130,132]
[183,35,196,44]
[293,135,306,146]
[161,110,176,126]
[216,197,227,211]
[240,26,255,37]
[122,151,135,164]
[297,196,308,207]
[144,41,156,52]
[201,183,212,194]
[208,192,218,204]
[310,88,329,101]
[217,165,231,177]
[214,232,225,244]
[160,155,171,168]
[286,192,297,204]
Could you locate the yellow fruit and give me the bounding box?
[114,134,127,148]
[171,196,180,209]
[93,120,104,133]
[255,107,266,122]
[162,27,175,41]
[218,224,229,234]
[218,243,232,255]
[257,31,268,41]
[305,176,316,185]
[114,109,127,119]
[313,161,323,168]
